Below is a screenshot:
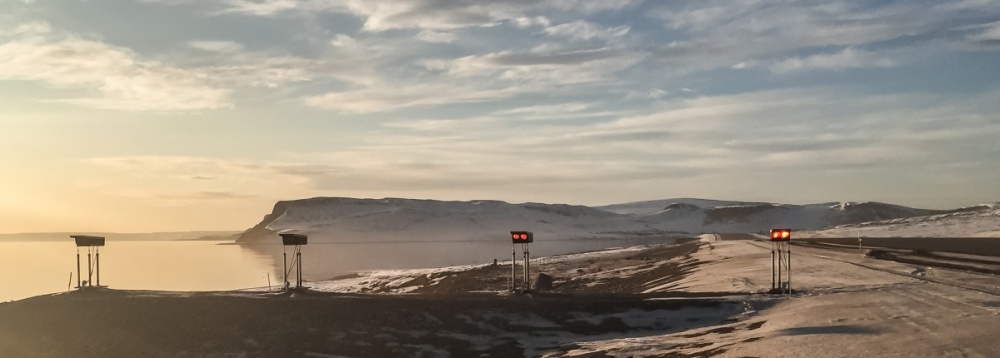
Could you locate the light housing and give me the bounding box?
[72,235,106,247]
[510,231,534,243]
[770,228,791,241]
[280,233,308,246]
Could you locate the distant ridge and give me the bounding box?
[236,197,1000,243]
[237,197,620,243]
[0,231,240,242]
[595,198,766,216]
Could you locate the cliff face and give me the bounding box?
[235,197,629,244]
[235,196,984,244]
[235,200,292,243]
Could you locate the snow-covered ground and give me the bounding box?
[804,204,1000,238]
[307,244,663,294]
[305,233,1000,357]
[543,239,1000,357]
[309,263,490,294]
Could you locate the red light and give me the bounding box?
[770,229,791,241]
[510,231,533,243]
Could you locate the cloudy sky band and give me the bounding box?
[1,0,998,232]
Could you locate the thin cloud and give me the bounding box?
[86,156,348,194]
[769,47,895,73]
[157,191,257,201]
[542,21,630,41]
[188,40,244,53]
[0,23,230,111]
[303,83,532,113]
[652,0,1000,71]
[221,0,640,31]
[415,30,458,43]
[494,102,593,116]
[967,21,1000,46]
[438,47,644,84]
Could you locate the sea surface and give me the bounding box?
[0,237,678,302]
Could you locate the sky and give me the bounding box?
[1,0,999,233]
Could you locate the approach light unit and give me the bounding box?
[770,228,792,241]
[277,233,307,291]
[72,235,106,247]
[279,233,308,246]
[70,235,106,289]
[510,231,534,243]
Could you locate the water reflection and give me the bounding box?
[0,240,276,302]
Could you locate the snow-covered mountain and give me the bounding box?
[236,197,1000,243]
[803,203,1000,238]
[595,198,767,216]
[237,197,637,243]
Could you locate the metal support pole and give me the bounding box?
[778,246,785,289]
[523,244,530,291]
[76,250,81,289]
[521,244,526,291]
[96,250,100,287]
[771,247,776,291]
[511,242,516,292]
[296,249,302,289]
[283,250,288,289]
[87,250,93,287]
[787,245,791,295]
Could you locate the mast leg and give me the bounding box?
[87,250,93,287]
[787,245,792,295]
[297,249,303,289]
[771,247,776,291]
[777,249,782,293]
[521,244,531,292]
[76,251,81,289]
[511,243,516,292]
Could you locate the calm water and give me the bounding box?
[0,240,276,302]
[0,237,677,302]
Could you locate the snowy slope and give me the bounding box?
[237,197,640,243]
[595,198,766,215]
[633,201,949,234]
[803,203,1000,237]
[634,203,830,233]
[236,197,989,243]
